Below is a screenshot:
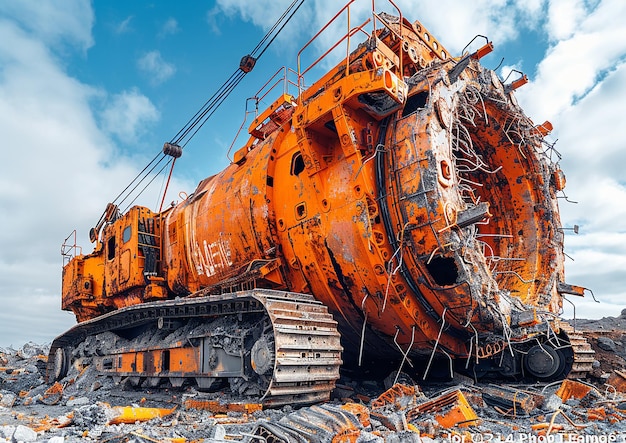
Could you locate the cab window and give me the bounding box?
[122,226,132,243]
[107,236,116,260]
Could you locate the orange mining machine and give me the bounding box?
[49,2,594,406]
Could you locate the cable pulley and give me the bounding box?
[163,142,182,158]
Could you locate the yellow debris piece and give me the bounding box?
[108,406,177,424]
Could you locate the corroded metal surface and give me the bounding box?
[56,1,589,390]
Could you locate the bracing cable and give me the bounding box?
[171,0,304,148]
[123,158,174,213]
[169,69,244,145]
[95,0,304,232]
[175,69,247,148]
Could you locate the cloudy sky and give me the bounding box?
[0,0,625,348]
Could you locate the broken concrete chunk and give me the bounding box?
[542,394,563,412]
[0,426,15,441]
[593,360,601,368]
[16,342,46,360]
[12,425,37,443]
[384,430,422,443]
[40,382,63,406]
[354,430,384,442]
[66,396,90,407]
[0,391,16,408]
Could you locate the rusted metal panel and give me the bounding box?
[482,385,544,416]
[555,379,596,401]
[607,370,626,393]
[407,389,479,428]
[168,348,199,373]
[371,383,419,410]
[183,398,262,414]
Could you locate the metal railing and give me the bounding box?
[227,66,299,160]
[61,229,82,265]
[296,0,404,98]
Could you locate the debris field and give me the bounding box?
[2,316,626,443]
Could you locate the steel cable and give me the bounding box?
[96,0,305,228]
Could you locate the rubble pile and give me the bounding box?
[2,318,626,442]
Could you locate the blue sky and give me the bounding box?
[0,0,625,347]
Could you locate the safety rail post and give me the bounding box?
[227,66,300,161]
[297,0,358,97]
[371,0,403,75]
[297,19,371,98]
[61,230,82,266]
[254,66,298,106]
[296,0,407,102]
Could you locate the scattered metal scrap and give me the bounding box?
[407,389,479,428]
[482,385,544,416]
[184,398,263,415]
[606,369,626,394]
[4,324,626,442]
[252,403,365,443]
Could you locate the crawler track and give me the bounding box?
[47,289,343,407]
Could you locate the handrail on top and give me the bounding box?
[296,0,405,100]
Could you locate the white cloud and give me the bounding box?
[215,0,318,54]
[553,65,626,313]
[212,0,547,70]
[519,0,626,119]
[137,50,177,85]
[0,0,93,52]
[114,16,134,35]
[217,0,306,30]
[0,6,190,347]
[0,16,125,346]
[499,63,524,84]
[215,0,550,53]
[546,0,586,41]
[512,0,626,317]
[100,88,160,142]
[159,18,179,38]
[206,7,223,35]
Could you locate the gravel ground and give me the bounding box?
[2,315,626,443]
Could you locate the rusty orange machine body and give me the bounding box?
[52,4,590,405]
